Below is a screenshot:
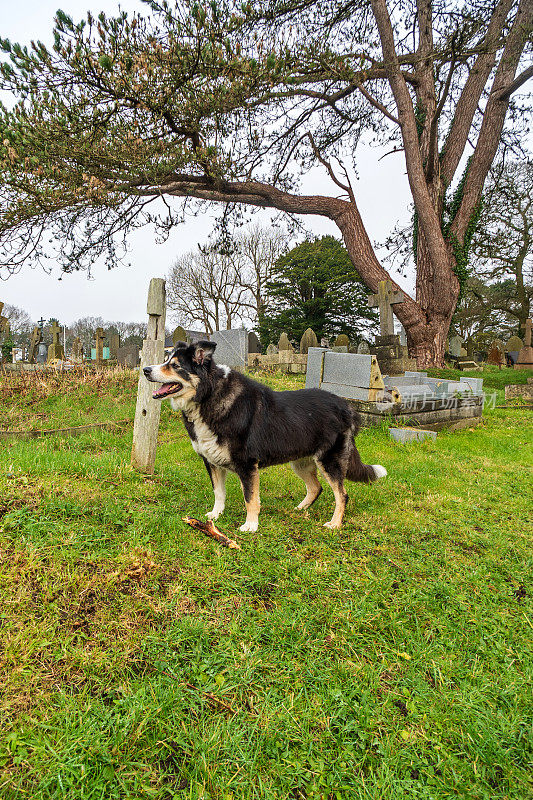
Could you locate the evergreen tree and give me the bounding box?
[259,236,377,346]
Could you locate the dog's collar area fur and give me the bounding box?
[152,382,183,400]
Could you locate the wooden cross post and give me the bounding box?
[368,280,405,336]
[131,278,166,474]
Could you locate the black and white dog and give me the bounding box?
[144,340,386,532]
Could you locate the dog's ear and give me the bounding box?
[192,340,216,366]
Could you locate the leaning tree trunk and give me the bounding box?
[336,206,457,368]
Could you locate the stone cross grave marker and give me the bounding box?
[368,280,405,336]
[95,327,105,363]
[47,320,65,362]
[515,318,533,370]
[131,278,166,474]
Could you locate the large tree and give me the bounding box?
[0,0,531,365]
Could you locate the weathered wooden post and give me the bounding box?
[131,278,166,474]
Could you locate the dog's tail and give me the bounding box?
[346,410,387,483]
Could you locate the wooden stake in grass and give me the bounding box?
[131,278,166,474]
[183,517,241,550]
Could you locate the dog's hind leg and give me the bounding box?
[291,458,322,510]
[315,435,350,529]
[204,461,227,520]
[238,464,261,533]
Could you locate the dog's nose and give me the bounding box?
[143,366,152,377]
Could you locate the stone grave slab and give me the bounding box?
[306,350,384,400]
[390,428,437,444]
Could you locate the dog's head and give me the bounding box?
[143,340,217,401]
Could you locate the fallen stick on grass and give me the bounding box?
[182,517,241,550]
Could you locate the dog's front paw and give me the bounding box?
[239,520,258,533]
[323,520,341,529]
[206,509,223,520]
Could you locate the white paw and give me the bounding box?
[239,520,258,533]
[324,520,341,529]
[295,501,309,511]
[206,508,223,520]
[372,464,388,479]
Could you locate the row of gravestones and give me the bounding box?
[169,325,367,364]
[266,329,367,356]
[448,333,525,363]
[25,323,125,364]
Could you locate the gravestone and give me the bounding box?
[448,335,463,358]
[368,280,405,336]
[357,340,370,354]
[36,343,47,364]
[506,334,523,366]
[47,320,65,362]
[278,332,293,352]
[117,345,141,367]
[300,327,318,355]
[172,325,187,345]
[28,325,42,364]
[334,333,350,349]
[515,318,533,371]
[211,329,248,369]
[71,337,83,361]
[506,335,523,352]
[248,331,261,354]
[266,343,278,355]
[466,338,475,359]
[306,349,384,400]
[108,332,120,360]
[131,278,166,474]
[488,340,504,366]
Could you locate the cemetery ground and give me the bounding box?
[0,367,531,800]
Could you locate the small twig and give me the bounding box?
[183,517,241,550]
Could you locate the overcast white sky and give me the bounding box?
[0,0,414,325]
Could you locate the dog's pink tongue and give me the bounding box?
[153,383,180,399]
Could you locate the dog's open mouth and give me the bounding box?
[152,382,183,399]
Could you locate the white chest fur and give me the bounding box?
[171,397,231,467]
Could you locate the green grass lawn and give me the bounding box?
[0,367,532,799]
